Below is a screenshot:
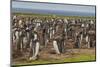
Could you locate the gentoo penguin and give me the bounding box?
[53,39,60,54]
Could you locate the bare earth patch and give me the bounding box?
[12,48,96,66]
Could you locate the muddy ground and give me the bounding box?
[12,45,96,66]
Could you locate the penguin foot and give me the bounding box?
[29,56,37,60]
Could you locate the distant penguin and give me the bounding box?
[81,23,85,28]
[23,36,28,49]
[86,35,90,48]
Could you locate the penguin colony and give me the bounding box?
[12,15,96,60]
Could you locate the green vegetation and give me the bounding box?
[63,54,95,62]
[12,54,95,66]
[13,13,95,19]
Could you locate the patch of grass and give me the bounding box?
[12,54,95,66]
[13,13,95,19]
[63,54,95,62]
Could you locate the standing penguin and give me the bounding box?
[29,39,40,60]
[29,31,40,60]
[53,39,60,54]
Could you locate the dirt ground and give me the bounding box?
[38,47,95,60]
[12,46,96,66]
